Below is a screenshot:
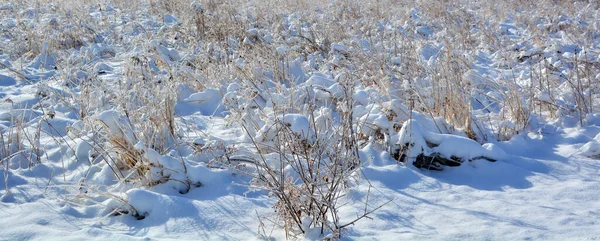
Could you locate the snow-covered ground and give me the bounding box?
[1,0,600,240]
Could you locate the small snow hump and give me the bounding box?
[255,113,315,143]
[183,89,226,116]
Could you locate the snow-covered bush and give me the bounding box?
[395,119,504,170]
[244,103,372,238]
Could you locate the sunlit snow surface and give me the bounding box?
[1,1,600,240]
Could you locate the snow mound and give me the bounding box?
[255,113,315,143]
[579,134,600,158]
[96,110,137,145]
[396,120,504,170]
[183,88,225,116]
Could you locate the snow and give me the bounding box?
[0,74,17,86]
[4,114,599,240]
[183,89,225,116]
[93,62,113,75]
[96,110,137,145]
[2,1,600,240]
